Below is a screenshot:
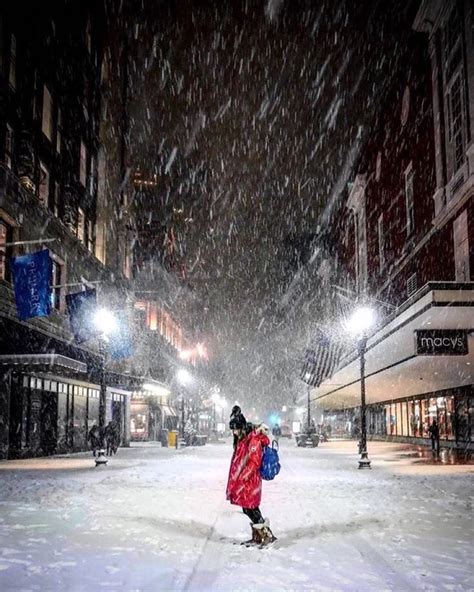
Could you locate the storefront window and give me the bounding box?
[407,400,415,436]
[401,401,408,436]
[73,390,87,449]
[420,399,430,437]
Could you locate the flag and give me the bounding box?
[300,329,344,387]
[10,249,52,321]
[108,317,133,360]
[66,289,97,343]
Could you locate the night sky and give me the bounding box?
[123,0,416,410]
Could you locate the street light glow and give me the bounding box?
[345,306,376,335]
[177,368,192,385]
[93,308,118,336]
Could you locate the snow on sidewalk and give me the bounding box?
[0,440,472,591]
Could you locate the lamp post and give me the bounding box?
[346,305,375,470]
[176,368,192,439]
[92,308,118,467]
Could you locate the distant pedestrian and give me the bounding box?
[272,424,282,442]
[226,420,276,547]
[428,420,440,456]
[105,420,119,456]
[88,424,101,457]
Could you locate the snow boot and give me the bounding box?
[240,523,262,547]
[254,519,277,547]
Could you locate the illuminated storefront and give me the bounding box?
[316,284,474,448]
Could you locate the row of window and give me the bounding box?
[23,375,100,398]
[325,394,473,444]
[134,300,186,354]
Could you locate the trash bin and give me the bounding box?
[168,430,178,448]
[161,429,169,447]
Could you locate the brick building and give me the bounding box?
[314,0,473,447]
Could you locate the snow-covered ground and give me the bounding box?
[0,439,472,592]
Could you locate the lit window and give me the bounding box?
[41,85,53,140]
[50,257,63,310]
[9,34,16,89]
[38,161,50,205]
[53,181,60,217]
[404,162,415,236]
[87,218,94,252]
[77,207,85,242]
[5,124,13,169]
[79,141,87,186]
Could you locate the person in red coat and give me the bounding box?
[226,422,276,546]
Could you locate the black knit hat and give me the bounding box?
[230,405,241,416]
[229,412,246,430]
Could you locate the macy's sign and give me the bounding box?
[415,330,468,356]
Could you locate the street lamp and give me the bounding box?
[345,306,376,469]
[92,308,119,467]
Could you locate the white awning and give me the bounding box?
[314,284,474,409]
[0,354,87,373]
[161,405,177,417]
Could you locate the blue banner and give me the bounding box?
[108,317,133,360]
[10,249,52,321]
[66,289,97,343]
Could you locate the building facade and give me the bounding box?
[0,1,139,459]
[314,0,473,448]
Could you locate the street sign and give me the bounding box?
[415,330,469,356]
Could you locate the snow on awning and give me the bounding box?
[0,354,87,373]
[313,283,474,409]
[161,405,177,417]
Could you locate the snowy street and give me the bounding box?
[0,440,472,592]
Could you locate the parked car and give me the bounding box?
[296,426,319,447]
[280,424,292,439]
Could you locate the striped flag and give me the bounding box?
[300,329,344,387]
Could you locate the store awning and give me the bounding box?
[0,353,87,373]
[314,283,474,409]
[161,405,177,417]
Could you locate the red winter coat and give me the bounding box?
[226,430,270,509]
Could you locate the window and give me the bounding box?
[407,272,417,297]
[0,220,13,281]
[50,257,63,310]
[446,73,467,175]
[41,85,53,141]
[5,124,13,169]
[9,34,16,89]
[453,210,470,281]
[89,155,97,195]
[442,4,468,180]
[87,218,94,252]
[77,207,85,242]
[52,181,60,217]
[95,221,106,263]
[38,161,50,205]
[56,107,62,154]
[378,213,385,271]
[79,141,87,186]
[404,162,414,236]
